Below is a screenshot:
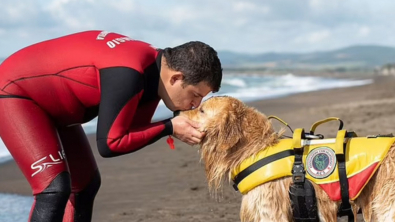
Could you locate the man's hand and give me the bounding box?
[171,116,205,146]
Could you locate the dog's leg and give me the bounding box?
[355,178,374,221]
[351,203,359,222]
[240,179,293,222]
[312,183,338,222]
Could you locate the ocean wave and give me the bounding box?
[222,78,247,87]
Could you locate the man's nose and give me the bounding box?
[191,99,202,109]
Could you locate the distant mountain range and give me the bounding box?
[218,45,395,70]
[1,45,394,70]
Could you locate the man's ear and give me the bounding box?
[170,72,184,85]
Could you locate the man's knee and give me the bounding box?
[30,172,71,222]
[74,169,101,205]
[78,169,101,198]
[71,170,101,222]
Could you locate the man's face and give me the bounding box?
[164,76,212,111]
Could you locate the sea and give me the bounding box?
[0,73,373,221]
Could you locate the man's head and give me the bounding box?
[158,41,222,111]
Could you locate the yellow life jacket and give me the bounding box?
[231,117,395,201]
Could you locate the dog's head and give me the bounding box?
[180,96,245,151]
[180,96,278,191]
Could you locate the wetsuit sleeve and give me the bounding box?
[96,67,173,157]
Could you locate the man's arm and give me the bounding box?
[96,67,172,157]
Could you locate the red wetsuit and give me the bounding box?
[0,30,172,222]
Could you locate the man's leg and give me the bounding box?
[0,98,71,222]
[58,125,101,222]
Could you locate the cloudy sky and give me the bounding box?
[1,0,395,58]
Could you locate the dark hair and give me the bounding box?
[163,41,222,92]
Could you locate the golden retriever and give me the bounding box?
[180,96,395,222]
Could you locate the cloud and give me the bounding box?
[358,26,371,36]
[0,0,395,57]
[292,29,330,46]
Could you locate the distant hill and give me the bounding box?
[1,45,394,71]
[218,45,395,70]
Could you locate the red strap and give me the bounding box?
[167,136,175,150]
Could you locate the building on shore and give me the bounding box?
[379,63,395,75]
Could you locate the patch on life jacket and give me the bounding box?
[232,136,395,201]
[305,146,337,179]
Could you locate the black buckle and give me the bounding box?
[232,183,239,191]
[337,203,353,217]
[292,164,305,183]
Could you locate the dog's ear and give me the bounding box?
[217,101,244,151]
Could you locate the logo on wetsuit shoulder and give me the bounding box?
[106,37,134,49]
[96,31,110,40]
[306,147,337,179]
[30,151,65,177]
[96,31,134,49]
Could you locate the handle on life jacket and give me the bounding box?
[292,127,351,154]
[310,117,344,135]
[334,129,358,155]
[268,115,293,131]
[293,128,305,149]
[335,130,347,155]
[268,115,294,138]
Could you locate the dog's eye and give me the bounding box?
[199,108,204,114]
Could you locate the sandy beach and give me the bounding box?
[1,73,394,222]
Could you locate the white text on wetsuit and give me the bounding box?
[107,37,134,48]
[31,151,65,177]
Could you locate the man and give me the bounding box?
[0,30,222,222]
